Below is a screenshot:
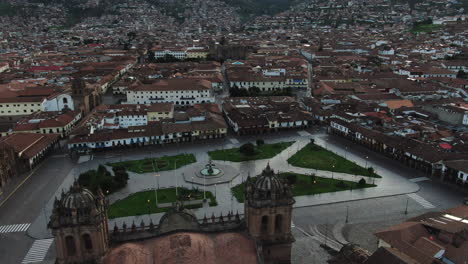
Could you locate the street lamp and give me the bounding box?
[203,173,206,201]
[332,165,335,179]
[175,160,178,197]
[365,156,369,168]
[147,199,151,215]
[345,206,349,223]
[404,198,409,215]
[345,147,348,159]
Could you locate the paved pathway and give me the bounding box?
[28,130,420,239]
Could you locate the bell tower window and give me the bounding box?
[65,236,76,256]
[261,215,268,233]
[82,234,93,250]
[275,215,283,234]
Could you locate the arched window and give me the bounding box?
[82,234,93,250]
[261,215,268,233]
[65,236,76,256]
[275,214,283,234]
[63,97,68,104]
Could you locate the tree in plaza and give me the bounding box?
[367,167,374,175]
[285,173,297,185]
[256,139,264,146]
[358,178,366,186]
[240,143,256,156]
[112,166,129,189]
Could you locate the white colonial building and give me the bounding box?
[43,93,75,112]
[153,48,187,60]
[126,79,215,105]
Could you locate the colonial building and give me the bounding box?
[50,165,295,264]
[0,87,74,117]
[10,110,82,138]
[223,97,313,135]
[68,103,227,152]
[0,133,60,170]
[372,203,468,264]
[126,79,215,106]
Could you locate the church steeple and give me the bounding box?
[245,165,295,264]
[49,180,109,264]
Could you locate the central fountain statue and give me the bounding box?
[206,159,215,174]
[200,158,221,176]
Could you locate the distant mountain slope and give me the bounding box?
[1,0,305,25]
[222,0,296,16]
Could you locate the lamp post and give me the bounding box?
[215,183,217,198]
[345,146,348,159]
[345,206,349,223]
[151,158,160,207]
[203,173,206,201]
[175,160,178,197]
[365,156,369,168]
[404,198,409,215]
[147,199,151,216]
[332,165,335,179]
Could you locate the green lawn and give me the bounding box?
[231,172,375,203]
[108,187,217,219]
[288,143,381,178]
[208,141,294,162]
[410,24,441,33]
[108,154,196,174]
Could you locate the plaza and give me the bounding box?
[2,129,465,264]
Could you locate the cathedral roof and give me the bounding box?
[103,232,259,264]
[158,202,200,233]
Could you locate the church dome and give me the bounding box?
[253,165,284,197]
[48,180,106,228]
[61,181,96,210]
[246,164,294,207]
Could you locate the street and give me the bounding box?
[0,154,74,264]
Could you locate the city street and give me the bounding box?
[0,130,466,263]
[0,154,74,264]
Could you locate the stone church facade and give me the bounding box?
[49,164,295,264]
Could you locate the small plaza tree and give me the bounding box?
[240,143,256,156]
[256,139,264,146]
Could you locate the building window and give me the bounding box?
[82,234,93,250]
[261,215,268,233]
[65,236,76,256]
[275,215,283,233]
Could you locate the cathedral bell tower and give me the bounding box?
[49,180,109,264]
[245,164,295,264]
